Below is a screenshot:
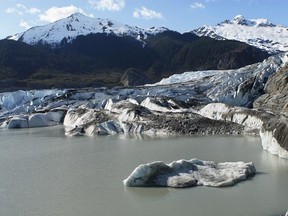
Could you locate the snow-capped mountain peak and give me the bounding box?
[193,15,288,53]
[7,13,169,47]
[221,15,276,28]
[231,15,254,26]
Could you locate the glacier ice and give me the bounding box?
[199,103,288,159]
[152,54,283,107]
[7,115,29,129]
[0,53,287,159]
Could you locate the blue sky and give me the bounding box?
[0,0,287,39]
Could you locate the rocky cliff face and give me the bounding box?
[253,61,288,113]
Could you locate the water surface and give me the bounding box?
[0,126,287,216]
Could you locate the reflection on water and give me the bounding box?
[124,187,171,199]
[0,126,287,216]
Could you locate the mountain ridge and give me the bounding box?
[6,13,288,54]
[193,15,288,53]
[0,13,274,91]
[7,12,168,47]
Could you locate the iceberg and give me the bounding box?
[123,159,256,188]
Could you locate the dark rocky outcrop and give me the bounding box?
[120,68,152,86]
[253,61,288,113]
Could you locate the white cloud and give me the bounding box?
[17,4,41,14]
[89,0,125,11]
[5,7,17,14]
[133,7,163,20]
[39,5,89,23]
[190,2,206,9]
[5,4,41,15]
[27,7,42,14]
[19,19,31,29]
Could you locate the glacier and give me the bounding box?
[123,159,256,188]
[0,53,288,159]
[151,54,285,107]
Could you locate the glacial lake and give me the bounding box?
[0,126,287,216]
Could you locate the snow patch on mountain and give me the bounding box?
[7,12,168,46]
[193,15,288,53]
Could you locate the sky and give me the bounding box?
[0,0,287,39]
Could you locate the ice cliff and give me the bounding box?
[199,103,288,159]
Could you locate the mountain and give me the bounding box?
[7,12,168,47]
[193,15,288,53]
[0,13,270,91]
[144,31,269,79]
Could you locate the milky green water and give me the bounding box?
[0,126,287,216]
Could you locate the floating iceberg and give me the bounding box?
[123,159,256,188]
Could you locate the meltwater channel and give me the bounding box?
[0,126,287,216]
